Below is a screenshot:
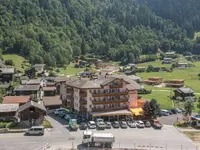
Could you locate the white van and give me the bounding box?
[25,126,44,136]
[161,110,169,116]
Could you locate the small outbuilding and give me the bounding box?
[0,104,19,121]
[174,87,194,100]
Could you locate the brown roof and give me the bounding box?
[43,96,62,106]
[43,86,56,91]
[3,96,30,104]
[18,101,46,112]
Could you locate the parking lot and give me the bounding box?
[48,114,196,150]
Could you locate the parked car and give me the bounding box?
[59,111,68,118]
[105,122,112,129]
[120,121,127,128]
[54,108,65,115]
[161,110,169,116]
[127,120,136,128]
[179,108,186,113]
[175,108,182,113]
[112,121,120,128]
[144,121,151,128]
[167,110,173,115]
[151,120,163,129]
[171,108,178,114]
[136,120,145,128]
[88,121,96,129]
[96,121,106,130]
[79,122,88,130]
[25,126,44,136]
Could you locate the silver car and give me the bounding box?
[136,120,145,128]
[25,126,44,136]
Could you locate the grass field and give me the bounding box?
[137,61,200,92]
[194,32,200,40]
[58,63,87,76]
[3,54,29,72]
[137,59,200,109]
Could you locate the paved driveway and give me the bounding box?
[158,114,184,125]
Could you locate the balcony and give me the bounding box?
[92,105,128,112]
[92,91,128,97]
[80,99,87,105]
[109,84,122,89]
[92,99,128,105]
[79,106,87,112]
[80,91,87,97]
[66,95,73,100]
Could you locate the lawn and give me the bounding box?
[136,60,200,109]
[139,90,173,109]
[136,59,172,68]
[137,61,200,92]
[3,54,29,72]
[58,63,87,76]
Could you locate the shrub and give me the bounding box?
[6,122,17,128]
[5,60,14,66]
[42,119,52,128]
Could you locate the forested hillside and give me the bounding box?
[0,0,198,67]
[140,0,200,38]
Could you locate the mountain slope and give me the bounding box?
[0,0,195,66]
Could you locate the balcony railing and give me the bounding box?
[66,95,73,100]
[92,91,128,97]
[92,106,128,112]
[92,99,128,105]
[80,100,87,105]
[79,106,87,112]
[80,92,87,97]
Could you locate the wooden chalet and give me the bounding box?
[144,77,163,85]
[165,79,184,88]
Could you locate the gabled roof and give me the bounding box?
[0,104,19,112]
[43,96,62,106]
[14,85,40,91]
[175,87,194,94]
[33,64,45,68]
[0,68,14,74]
[18,101,46,112]
[3,96,30,104]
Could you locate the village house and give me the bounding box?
[144,77,163,85]
[33,64,46,74]
[162,58,172,64]
[0,68,14,83]
[43,86,57,96]
[3,96,30,106]
[0,104,19,121]
[14,85,42,100]
[63,74,143,120]
[166,51,176,58]
[177,62,189,68]
[174,87,194,100]
[165,79,184,88]
[17,101,46,127]
[43,96,62,110]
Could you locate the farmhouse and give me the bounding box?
[178,62,189,68]
[3,96,30,106]
[0,104,19,121]
[33,64,46,74]
[144,77,163,85]
[174,87,194,100]
[165,79,184,88]
[162,58,172,64]
[0,68,14,82]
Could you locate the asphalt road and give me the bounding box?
[0,115,197,150]
[158,113,184,125]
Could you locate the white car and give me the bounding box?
[136,120,145,128]
[88,121,96,129]
[54,108,65,115]
[127,121,136,128]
